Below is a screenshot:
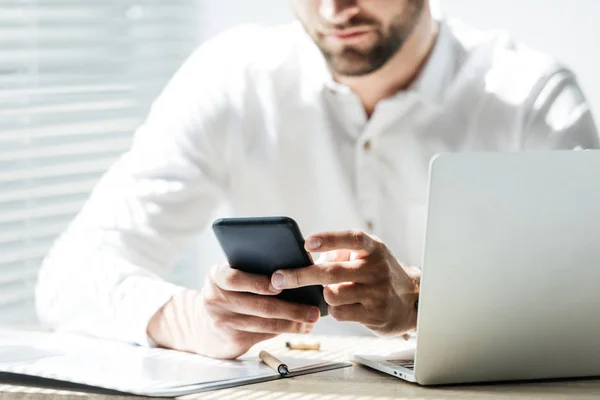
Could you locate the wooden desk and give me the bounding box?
[2,335,600,400]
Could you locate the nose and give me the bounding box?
[319,0,360,25]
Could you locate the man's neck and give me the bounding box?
[333,8,439,118]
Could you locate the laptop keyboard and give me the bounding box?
[388,360,415,370]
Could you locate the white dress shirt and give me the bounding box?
[36,17,599,346]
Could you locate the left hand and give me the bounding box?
[271,230,421,336]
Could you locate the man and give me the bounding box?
[36,0,598,359]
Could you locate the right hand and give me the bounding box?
[147,263,321,359]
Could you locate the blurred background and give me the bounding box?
[1,0,599,327]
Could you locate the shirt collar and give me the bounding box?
[317,18,455,108]
[406,19,454,107]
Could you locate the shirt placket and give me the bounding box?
[354,100,381,235]
[355,94,419,236]
[327,89,377,234]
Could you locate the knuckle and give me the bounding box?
[354,259,370,277]
[264,318,288,333]
[202,295,220,311]
[371,235,384,245]
[293,322,306,333]
[262,319,277,332]
[211,316,230,332]
[256,299,277,316]
[323,287,337,306]
[367,319,386,332]
[269,319,283,332]
[371,236,385,252]
[272,319,290,332]
[369,302,391,327]
[222,269,240,289]
[379,241,390,252]
[252,277,269,294]
[208,264,223,285]
[362,295,376,309]
[375,241,390,258]
[375,315,392,331]
[202,290,223,311]
[325,263,343,282]
[289,306,304,321]
[329,306,346,321]
[351,230,367,248]
[289,269,302,287]
[239,316,260,332]
[366,259,389,280]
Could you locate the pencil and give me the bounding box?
[259,350,289,377]
[285,341,321,351]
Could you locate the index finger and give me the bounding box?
[305,230,378,255]
[271,260,371,290]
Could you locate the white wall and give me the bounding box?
[198,1,294,38]
[440,0,600,123]
[197,0,600,122]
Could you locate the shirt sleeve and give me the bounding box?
[523,69,600,150]
[35,33,239,346]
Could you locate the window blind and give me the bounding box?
[0,0,200,325]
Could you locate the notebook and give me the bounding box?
[0,329,350,397]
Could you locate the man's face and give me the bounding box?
[291,0,426,76]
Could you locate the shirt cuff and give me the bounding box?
[112,276,186,347]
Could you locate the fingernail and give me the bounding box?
[272,272,285,289]
[268,283,281,293]
[304,324,315,334]
[306,237,322,251]
[308,308,320,323]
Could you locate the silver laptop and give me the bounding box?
[354,151,600,385]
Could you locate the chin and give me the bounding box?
[327,55,383,77]
[332,65,378,77]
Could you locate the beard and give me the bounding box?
[310,1,425,76]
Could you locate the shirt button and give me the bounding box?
[363,140,372,151]
[366,221,374,231]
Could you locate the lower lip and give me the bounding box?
[327,31,371,44]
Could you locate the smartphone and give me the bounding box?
[212,216,328,317]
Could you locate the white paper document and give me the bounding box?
[0,329,349,397]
